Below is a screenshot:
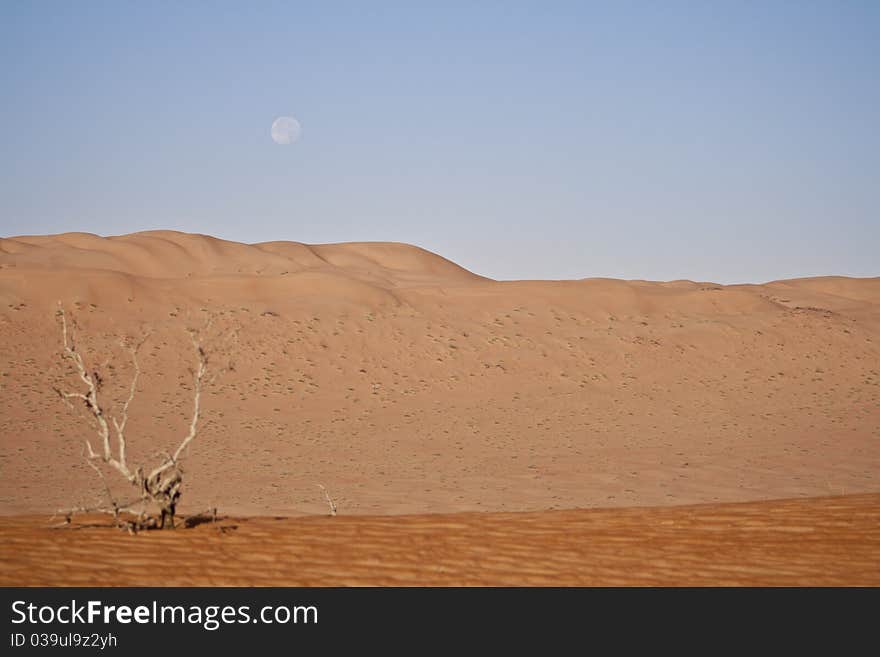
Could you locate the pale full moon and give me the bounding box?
[271,116,301,145]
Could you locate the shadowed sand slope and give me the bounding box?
[1,495,877,586]
[0,231,878,518]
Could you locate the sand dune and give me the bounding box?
[0,231,878,523]
[0,230,485,291]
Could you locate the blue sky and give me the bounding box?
[1,1,877,283]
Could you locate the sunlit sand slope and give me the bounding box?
[1,231,878,516]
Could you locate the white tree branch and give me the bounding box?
[110,334,148,475]
[318,484,338,516]
[147,326,209,482]
[56,303,135,482]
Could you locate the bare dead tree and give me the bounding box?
[53,303,231,531]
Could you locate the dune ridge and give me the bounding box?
[2,230,878,317]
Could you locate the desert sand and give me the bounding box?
[2,495,878,586]
[0,230,878,584]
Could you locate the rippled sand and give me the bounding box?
[1,494,877,586]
